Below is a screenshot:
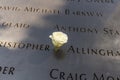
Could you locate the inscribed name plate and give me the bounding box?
[0,0,120,80]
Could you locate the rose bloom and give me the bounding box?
[49,31,68,48]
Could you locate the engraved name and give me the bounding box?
[54,24,98,34]
[0,6,20,11]
[0,41,50,51]
[67,45,120,57]
[64,9,103,17]
[24,7,103,17]
[50,68,120,80]
[0,6,103,17]
[0,66,15,75]
[1,22,30,28]
[54,24,120,36]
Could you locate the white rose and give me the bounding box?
[49,31,68,50]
